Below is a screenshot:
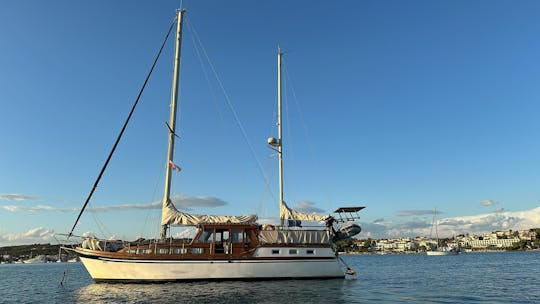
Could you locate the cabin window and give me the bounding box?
[306,249,315,255]
[231,229,243,243]
[289,249,298,255]
[137,249,151,254]
[191,248,204,254]
[215,229,230,243]
[272,249,280,255]
[214,229,230,254]
[198,229,214,243]
[158,248,169,254]
[172,248,187,254]
[125,249,135,254]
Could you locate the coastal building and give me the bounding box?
[358,228,539,253]
[469,238,520,249]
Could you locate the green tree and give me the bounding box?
[333,238,354,252]
[360,238,373,252]
[510,240,530,251]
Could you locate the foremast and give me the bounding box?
[160,9,185,239]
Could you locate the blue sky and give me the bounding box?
[1,0,540,245]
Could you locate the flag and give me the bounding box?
[169,161,181,172]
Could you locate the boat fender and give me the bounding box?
[262,224,275,231]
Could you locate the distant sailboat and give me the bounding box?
[61,8,365,282]
[426,208,458,256]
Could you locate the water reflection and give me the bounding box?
[75,279,350,304]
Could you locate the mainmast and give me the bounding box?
[434,208,439,247]
[160,9,185,239]
[268,46,285,226]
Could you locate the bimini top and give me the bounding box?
[333,207,365,213]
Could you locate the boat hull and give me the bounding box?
[79,255,345,282]
[426,250,458,256]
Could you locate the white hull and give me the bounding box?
[426,250,458,256]
[80,256,344,282]
[77,246,345,282]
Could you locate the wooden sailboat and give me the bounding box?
[64,8,364,282]
[426,208,458,256]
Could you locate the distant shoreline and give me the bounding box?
[339,248,540,255]
[0,243,79,264]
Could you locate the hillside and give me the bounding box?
[0,243,78,262]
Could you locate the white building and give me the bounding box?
[469,238,520,249]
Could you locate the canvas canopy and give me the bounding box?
[161,199,258,226]
[258,230,331,245]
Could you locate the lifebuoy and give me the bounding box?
[262,224,275,231]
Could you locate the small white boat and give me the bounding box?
[426,209,459,256]
[24,255,47,264]
[426,247,458,256]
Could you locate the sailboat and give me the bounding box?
[62,8,364,282]
[426,208,458,256]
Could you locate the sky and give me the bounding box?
[2,0,540,245]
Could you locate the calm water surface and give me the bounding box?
[1,252,538,303]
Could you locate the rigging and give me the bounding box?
[68,16,179,238]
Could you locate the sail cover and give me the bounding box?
[280,201,330,222]
[161,199,258,226]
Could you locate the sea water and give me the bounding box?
[0,252,538,303]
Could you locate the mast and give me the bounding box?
[267,46,285,226]
[160,9,185,239]
[277,46,284,227]
[434,208,439,248]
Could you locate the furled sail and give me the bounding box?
[280,201,330,222]
[161,199,258,226]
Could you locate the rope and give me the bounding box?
[90,209,111,238]
[60,261,68,286]
[282,57,335,210]
[338,255,357,276]
[186,18,276,202]
[68,15,178,238]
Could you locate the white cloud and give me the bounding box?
[88,195,227,212]
[360,206,540,239]
[481,199,497,206]
[88,201,160,212]
[0,227,56,246]
[0,194,228,213]
[171,194,227,209]
[293,201,326,214]
[397,210,437,217]
[1,205,73,212]
[0,194,41,201]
